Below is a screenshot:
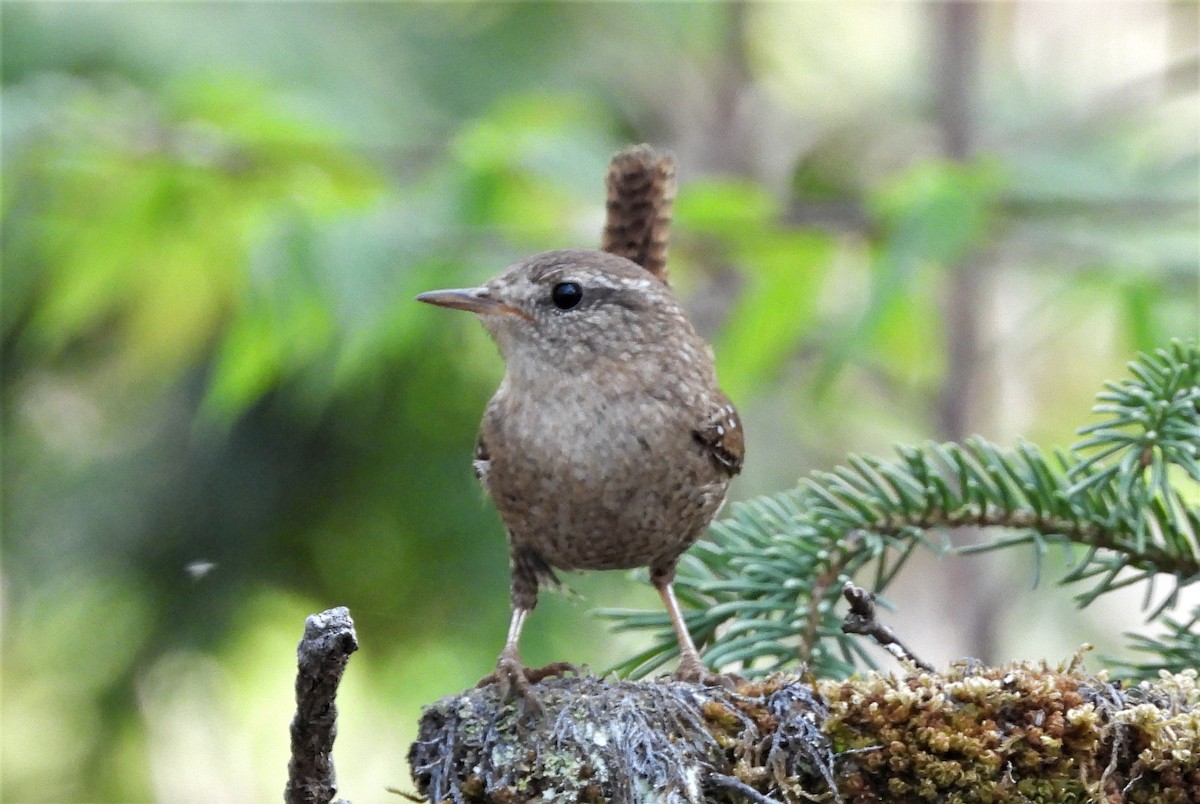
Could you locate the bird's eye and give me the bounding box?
[551,282,583,310]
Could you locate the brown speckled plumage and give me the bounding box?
[472,251,741,610]
[417,147,742,694]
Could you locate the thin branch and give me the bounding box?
[798,543,858,662]
[840,582,935,673]
[887,506,1199,579]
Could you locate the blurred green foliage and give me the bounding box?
[2,3,1196,801]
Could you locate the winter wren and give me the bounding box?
[416,146,743,692]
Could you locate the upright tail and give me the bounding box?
[601,144,676,285]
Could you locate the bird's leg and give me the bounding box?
[477,554,539,696]
[492,607,533,699]
[477,606,581,695]
[477,551,580,702]
[477,607,539,701]
[652,567,708,682]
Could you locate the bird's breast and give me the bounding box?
[479,378,728,572]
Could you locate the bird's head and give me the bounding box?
[417,249,695,374]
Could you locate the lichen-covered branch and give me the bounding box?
[410,673,839,804]
[409,666,1199,803]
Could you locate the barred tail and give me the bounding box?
[601,144,675,284]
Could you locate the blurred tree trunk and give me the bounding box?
[933,1,1003,666]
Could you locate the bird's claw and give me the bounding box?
[476,648,586,710]
[523,660,584,683]
[673,658,737,688]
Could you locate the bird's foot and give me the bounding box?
[523,660,584,684]
[476,648,585,708]
[475,646,529,696]
[673,657,737,688]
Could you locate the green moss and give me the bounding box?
[817,663,1199,803]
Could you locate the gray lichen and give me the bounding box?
[408,674,838,803]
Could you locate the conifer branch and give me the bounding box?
[601,341,1200,679]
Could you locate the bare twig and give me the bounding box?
[285,607,358,804]
[840,582,935,673]
[797,541,859,663]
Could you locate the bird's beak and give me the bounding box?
[415,288,531,320]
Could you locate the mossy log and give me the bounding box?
[409,664,1199,803]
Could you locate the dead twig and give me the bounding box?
[285,607,358,804]
[839,582,935,673]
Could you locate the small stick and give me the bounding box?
[285,607,358,804]
[840,583,935,673]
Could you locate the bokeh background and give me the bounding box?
[2,2,1197,801]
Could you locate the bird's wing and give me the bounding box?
[693,393,744,476]
[473,431,490,482]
